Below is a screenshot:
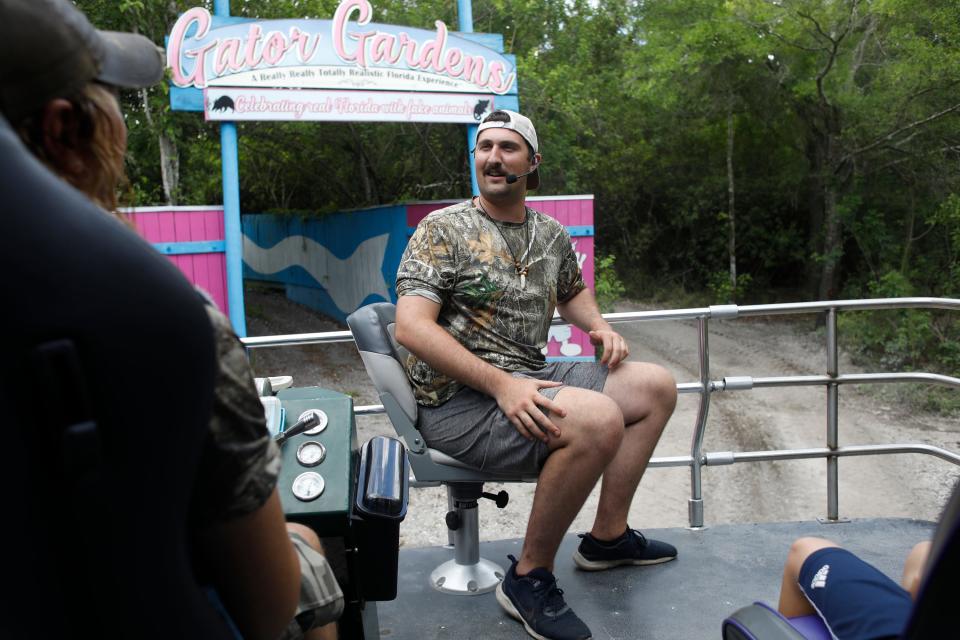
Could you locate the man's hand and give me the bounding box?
[589,328,630,368]
[492,376,567,443]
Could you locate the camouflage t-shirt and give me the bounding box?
[396,200,585,406]
[192,305,281,524]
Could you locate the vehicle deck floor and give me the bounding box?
[377,518,934,639]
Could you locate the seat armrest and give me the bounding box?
[722,603,808,640]
[259,396,283,438]
[254,377,273,396]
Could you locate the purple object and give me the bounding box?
[787,614,831,639]
[755,602,832,639]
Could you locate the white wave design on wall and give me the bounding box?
[243,233,391,313]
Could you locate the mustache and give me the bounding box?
[482,162,507,176]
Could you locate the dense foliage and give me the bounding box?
[83,0,960,408]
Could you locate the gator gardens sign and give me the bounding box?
[166,0,518,122]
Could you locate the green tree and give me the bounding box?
[741,0,960,299]
[78,0,959,330]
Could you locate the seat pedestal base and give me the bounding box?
[430,557,504,595]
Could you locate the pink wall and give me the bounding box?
[407,196,596,360]
[125,206,229,315]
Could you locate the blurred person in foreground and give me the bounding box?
[0,1,341,638]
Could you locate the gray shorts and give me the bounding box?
[280,532,345,639]
[416,362,609,473]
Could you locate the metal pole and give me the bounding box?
[688,317,711,528]
[454,504,480,565]
[220,124,245,336]
[446,486,455,548]
[826,308,839,520]
[213,0,247,336]
[457,0,480,196]
[457,0,474,32]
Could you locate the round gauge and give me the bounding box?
[297,409,328,435]
[296,441,326,467]
[291,472,325,502]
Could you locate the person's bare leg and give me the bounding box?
[589,362,677,539]
[901,541,931,600]
[286,523,339,640]
[516,387,624,575]
[777,537,840,617]
[305,622,338,640]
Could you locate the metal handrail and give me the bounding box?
[243,329,354,348]
[242,297,960,528]
[241,298,960,348]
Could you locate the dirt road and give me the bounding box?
[245,285,959,548]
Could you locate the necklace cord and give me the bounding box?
[474,197,536,279]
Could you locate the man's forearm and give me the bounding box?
[395,310,511,397]
[556,287,609,334]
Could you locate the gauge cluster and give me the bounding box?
[272,388,358,535]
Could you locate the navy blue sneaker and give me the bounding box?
[495,555,592,640]
[573,528,677,571]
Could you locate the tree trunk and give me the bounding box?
[801,100,844,302]
[803,130,827,298]
[159,133,180,206]
[349,124,373,204]
[139,87,180,205]
[817,182,841,300]
[726,108,737,301]
[818,100,847,301]
[900,188,916,275]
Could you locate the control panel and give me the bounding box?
[274,387,358,536]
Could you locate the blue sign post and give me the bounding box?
[458,0,480,196]
[212,0,246,335]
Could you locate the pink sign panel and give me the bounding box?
[406,195,595,360]
[125,206,229,315]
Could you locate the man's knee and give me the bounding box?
[562,392,624,456]
[607,362,677,422]
[786,537,839,573]
[647,364,678,413]
[287,522,324,553]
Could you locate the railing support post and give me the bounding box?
[825,308,840,521]
[688,317,712,528]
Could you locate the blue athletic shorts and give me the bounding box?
[798,547,912,640]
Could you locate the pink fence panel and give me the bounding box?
[526,196,595,360]
[405,200,459,227]
[125,206,229,314]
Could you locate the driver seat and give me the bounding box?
[347,302,538,596]
[0,115,231,638]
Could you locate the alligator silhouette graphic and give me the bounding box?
[211,95,235,112]
[473,99,490,121]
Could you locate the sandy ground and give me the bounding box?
[245,284,960,549]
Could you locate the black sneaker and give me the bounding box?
[495,555,592,640]
[573,528,677,571]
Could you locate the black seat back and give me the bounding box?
[0,117,231,638]
[903,481,960,638]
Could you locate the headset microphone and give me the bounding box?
[506,164,539,184]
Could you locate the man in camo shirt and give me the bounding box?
[395,110,679,640]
